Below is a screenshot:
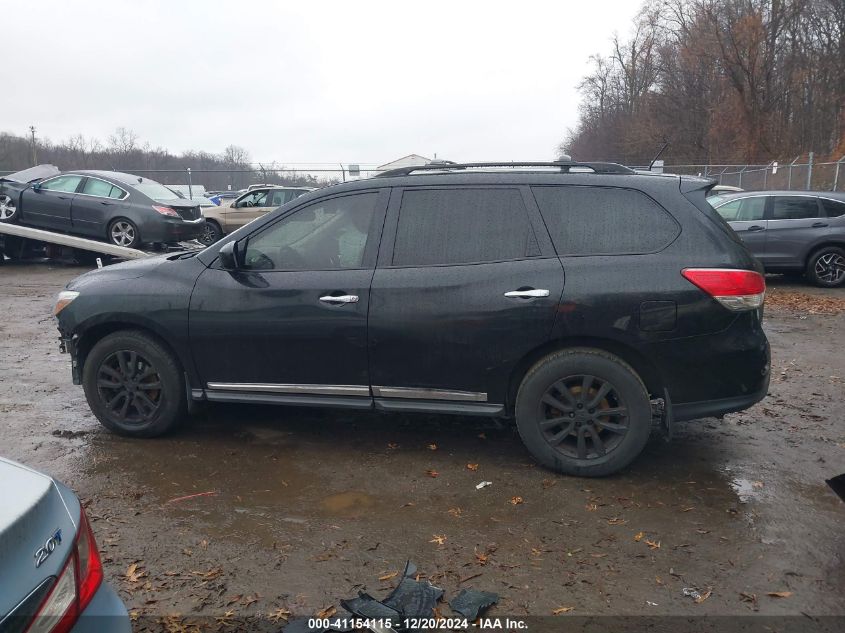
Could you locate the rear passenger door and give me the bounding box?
[765,196,824,267]
[368,187,564,410]
[715,196,768,260]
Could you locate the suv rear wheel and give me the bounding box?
[515,348,652,477]
[82,330,186,437]
[806,246,845,287]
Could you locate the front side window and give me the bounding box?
[716,197,766,221]
[40,175,83,193]
[822,198,845,218]
[243,192,378,271]
[237,190,269,208]
[532,186,679,256]
[772,196,819,220]
[392,188,538,266]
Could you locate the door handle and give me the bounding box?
[504,288,550,298]
[746,225,765,232]
[319,294,359,304]
[812,222,828,228]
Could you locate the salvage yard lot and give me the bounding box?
[1,263,844,628]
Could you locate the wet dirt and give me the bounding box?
[1,261,843,623]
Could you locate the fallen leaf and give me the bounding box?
[510,496,524,505]
[268,607,292,623]
[430,534,447,545]
[448,507,463,518]
[585,503,598,511]
[316,606,337,618]
[767,591,793,598]
[634,531,645,542]
[387,443,399,450]
[475,550,489,565]
[428,443,438,450]
[696,528,710,534]
[466,463,479,471]
[425,469,439,478]
[552,606,575,615]
[696,589,712,604]
[681,506,695,512]
[739,592,757,604]
[645,539,661,550]
[753,481,764,489]
[607,517,627,525]
[125,563,146,583]
[379,571,399,581]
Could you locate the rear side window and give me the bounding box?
[822,198,845,218]
[392,188,539,266]
[715,197,765,221]
[532,186,679,256]
[772,196,819,220]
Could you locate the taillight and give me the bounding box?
[152,205,179,217]
[26,507,103,633]
[682,268,765,311]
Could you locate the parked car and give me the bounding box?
[54,161,770,477]
[710,191,845,287]
[0,170,206,248]
[706,184,743,197]
[0,457,130,632]
[197,186,313,245]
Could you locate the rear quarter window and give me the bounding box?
[531,185,680,256]
[822,198,845,218]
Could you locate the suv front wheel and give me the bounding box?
[515,348,652,477]
[82,330,186,437]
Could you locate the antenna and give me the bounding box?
[649,139,670,171]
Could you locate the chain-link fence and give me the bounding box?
[663,155,845,192]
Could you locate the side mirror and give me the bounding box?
[31,182,42,191]
[218,240,241,270]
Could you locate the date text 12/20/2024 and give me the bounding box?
[307,618,528,630]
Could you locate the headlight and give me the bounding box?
[54,290,80,316]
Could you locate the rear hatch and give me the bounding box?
[0,458,77,622]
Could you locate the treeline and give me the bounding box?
[561,0,845,165]
[0,128,322,190]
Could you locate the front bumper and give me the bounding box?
[59,336,81,385]
[71,581,131,633]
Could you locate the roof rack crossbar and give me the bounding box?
[375,161,634,178]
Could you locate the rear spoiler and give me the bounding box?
[679,176,718,194]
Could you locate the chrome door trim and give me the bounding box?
[372,386,488,402]
[206,382,370,396]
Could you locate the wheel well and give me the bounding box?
[805,242,845,267]
[506,337,664,415]
[76,322,183,378]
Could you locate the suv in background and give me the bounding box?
[710,191,845,287]
[55,161,770,476]
[198,186,313,245]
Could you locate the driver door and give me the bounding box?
[224,188,273,231]
[189,189,388,398]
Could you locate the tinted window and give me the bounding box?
[392,188,538,266]
[83,178,125,199]
[238,190,269,207]
[244,193,378,270]
[532,186,679,255]
[716,197,765,221]
[40,175,83,193]
[772,196,819,220]
[822,198,845,218]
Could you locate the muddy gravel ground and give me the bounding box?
[1,261,844,630]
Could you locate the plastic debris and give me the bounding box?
[476,481,493,490]
[449,589,499,620]
[682,588,702,601]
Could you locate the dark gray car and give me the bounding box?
[0,169,206,249]
[711,191,845,287]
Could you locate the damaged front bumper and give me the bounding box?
[59,335,81,385]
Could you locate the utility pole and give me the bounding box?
[29,126,38,166]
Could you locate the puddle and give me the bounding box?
[729,477,764,503]
[321,491,377,517]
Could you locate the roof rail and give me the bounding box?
[375,160,635,178]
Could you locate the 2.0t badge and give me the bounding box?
[34,528,62,568]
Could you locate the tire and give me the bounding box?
[806,246,845,287]
[515,348,652,477]
[107,218,141,248]
[198,220,223,246]
[82,330,186,437]
[0,194,19,223]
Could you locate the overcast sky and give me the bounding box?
[5,1,641,165]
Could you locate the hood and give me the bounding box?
[0,164,61,183]
[67,252,172,289]
[0,458,79,618]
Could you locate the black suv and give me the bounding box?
[54,161,770,476]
